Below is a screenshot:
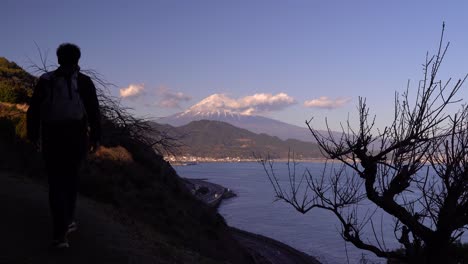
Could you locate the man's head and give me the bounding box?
[57,43,81,66]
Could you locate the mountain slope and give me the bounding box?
[153,120,323,159]
[0,58,253,263]
[157,94,335,142]
[160,112,316,142]
[0,57,35,103]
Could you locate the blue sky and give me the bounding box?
[3,0,468,130]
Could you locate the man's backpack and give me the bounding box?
[40,71,86,122]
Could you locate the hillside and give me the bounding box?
[0,58,253,263]
[0,57,35,103]
[152,120,323,160]
[0,172,167,263]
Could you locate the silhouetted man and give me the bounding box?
[27,43,101,248]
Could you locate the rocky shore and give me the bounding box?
[183,178,321,264]
[182,178,236,208]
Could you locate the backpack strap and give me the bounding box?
[49,72,56,102]
[41,71,56,102]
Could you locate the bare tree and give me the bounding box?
[27,45,182,156]
[261,24,468,263]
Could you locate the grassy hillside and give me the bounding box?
[153,120,323,159]
[0,57,35,103]
[0,58,253,263]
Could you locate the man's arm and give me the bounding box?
[26,78,46,144]
[80,75,101,147]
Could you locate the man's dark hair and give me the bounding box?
[57,43,81,66]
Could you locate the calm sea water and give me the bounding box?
[175,162,399,264]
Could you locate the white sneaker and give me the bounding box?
[51,238,69,249]
[67,221,78,234]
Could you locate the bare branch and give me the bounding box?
[264,24,468,262]
[27,45,182,157]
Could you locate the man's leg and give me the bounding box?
[44,120,86,242]
[65,160,80,228]
[47,163,69,241]
[64,120,86,230]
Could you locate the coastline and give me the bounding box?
[171,158,334,166]
[183,178,321,264]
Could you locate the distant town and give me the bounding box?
[165,155,257,165]
[164,155,329,165]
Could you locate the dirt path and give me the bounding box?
[0,172,160,264]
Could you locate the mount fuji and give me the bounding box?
[157,94,319,142]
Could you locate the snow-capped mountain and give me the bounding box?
[157,94,317,142]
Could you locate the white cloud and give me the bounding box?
[304,96,351,109]
[120,84,145,98]
[237,93,296,114]
[157,86,191,108]
[189,93,296,115]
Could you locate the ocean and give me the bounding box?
[174,162,400,264]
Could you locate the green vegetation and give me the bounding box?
[0,104,39,170]
[0,57,35,103]
[153,120,323,159]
